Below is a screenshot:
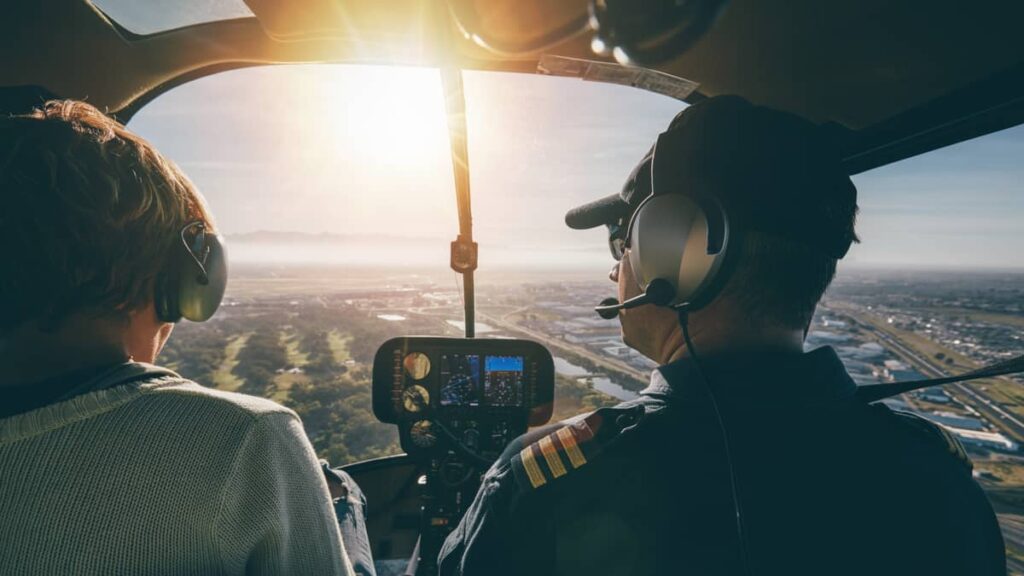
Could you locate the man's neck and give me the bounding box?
[662,317,805,365]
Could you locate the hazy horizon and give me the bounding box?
[223,249,1024,278]
[222,229,1024,273]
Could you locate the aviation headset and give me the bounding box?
[598,128,744,316]
[614,106,856,313]
[154,221,229,323]
[624,134,738,311]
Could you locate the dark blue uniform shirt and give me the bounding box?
[438,347,1005,575]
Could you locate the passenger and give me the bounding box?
[439,96,1005,575]
[0,101,366,575]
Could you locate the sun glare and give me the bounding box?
[324,67,450,168]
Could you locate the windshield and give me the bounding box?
[133,65,1024,567]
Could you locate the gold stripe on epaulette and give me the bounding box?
[519,445,547,488]
[538,435,567,479]
[556,426,587,469]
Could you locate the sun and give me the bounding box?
[328,66,451,168]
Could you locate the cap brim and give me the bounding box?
[564,193,631,230]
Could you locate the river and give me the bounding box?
[553,356,639,401]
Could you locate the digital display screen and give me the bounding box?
[483,355,524,407]
[439,354,526,407]
[440,354,480,406]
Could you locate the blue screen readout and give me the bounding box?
[485,355,524,372]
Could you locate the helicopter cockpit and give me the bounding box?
[5,1,1024,574]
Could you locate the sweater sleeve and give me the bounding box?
[214,411,355,576]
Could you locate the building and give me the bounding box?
[924,411,987,431]
[915,389,951,404]
[948,427,1018,452]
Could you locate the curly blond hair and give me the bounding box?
[0,100,215,332]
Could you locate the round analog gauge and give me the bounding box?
[403,352,431,380]
[402,385,430,413]
[409,420,437,448]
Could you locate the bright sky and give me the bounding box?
[129,64,1024,273]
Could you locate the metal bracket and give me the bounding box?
[450,235,478,274]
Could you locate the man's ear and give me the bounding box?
[124,301,175,363]
[126,301,164,329]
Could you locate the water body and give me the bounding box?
[553,356,638,401]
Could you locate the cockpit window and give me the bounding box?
[90,0,254,35]
[851,125,1024,269]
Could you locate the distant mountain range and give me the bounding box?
[228,231,447,245]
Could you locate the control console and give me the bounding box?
[372,337,555,573]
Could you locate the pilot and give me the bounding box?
[438,96,1005,575]
[0,100,369,575]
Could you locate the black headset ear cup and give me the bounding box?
[627,194,733,310]
[154,228,228,323]
[176,234,228,322]
[154,256,183,323]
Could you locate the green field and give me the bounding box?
[211,333,248,391]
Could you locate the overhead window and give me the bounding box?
[90,0,254,35]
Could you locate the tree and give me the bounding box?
[234,329,288,392]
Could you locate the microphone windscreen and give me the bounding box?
[595,297,622,319]
[644,278,676,306]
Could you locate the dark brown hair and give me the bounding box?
[720,230,852,330]
[0,100,213,333]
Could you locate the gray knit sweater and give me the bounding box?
[0,364,355,575]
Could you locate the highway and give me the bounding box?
[855,319,1024,442]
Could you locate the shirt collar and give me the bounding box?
[641,346,857,404]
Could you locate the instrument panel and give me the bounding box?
[372,337,554,458]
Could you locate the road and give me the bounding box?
[862,323,1024,442]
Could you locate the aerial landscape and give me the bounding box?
[160,262,1024,573]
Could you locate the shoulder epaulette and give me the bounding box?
[888,409,973,472]
[510,404,645,491]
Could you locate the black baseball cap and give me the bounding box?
[565,95,858,259]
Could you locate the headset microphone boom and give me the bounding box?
[594,278,676,319]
